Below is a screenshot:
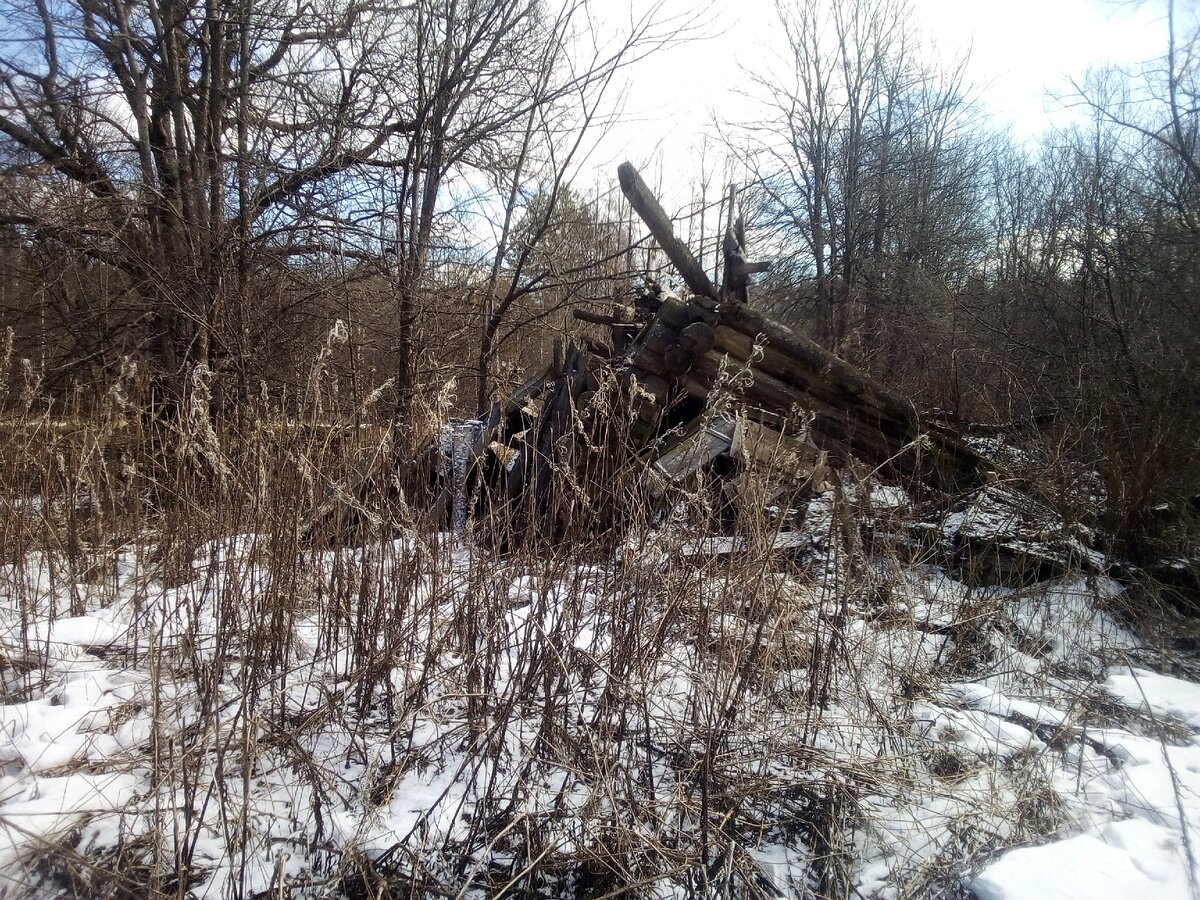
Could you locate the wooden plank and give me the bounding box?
[651,418,736,492]
[731,416,818,471]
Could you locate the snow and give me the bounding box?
[869,483,910,510]
[22,614,123,648]
[1106,666,1200,729]
[0,772,142,870]
[971,823,1189,900]
[942,483,1108,576]
[967,661,1200,900]
[0,669,142,770]
[946,680,1071,725]
[1,511,1198,897]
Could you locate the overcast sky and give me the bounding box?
[578,0,1174,206]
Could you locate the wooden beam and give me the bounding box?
[618,162,718,302]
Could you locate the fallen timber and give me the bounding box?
[611,161,986,490]
[621,284,983,486]
[427,163,989,546]
[293,165,1119,592]
[307,162,990,546]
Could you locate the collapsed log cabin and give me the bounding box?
[306,162,989,547]
[612,163,984,486]
[429,162,989,546]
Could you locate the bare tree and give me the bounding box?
[0,0,692,432]
[730,0,984,366]
[967,3,1200,546]
[465,0,698,413]
[0,0,434,410]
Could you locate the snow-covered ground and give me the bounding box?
[2,491,1199,898]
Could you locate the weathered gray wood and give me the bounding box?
[613,164,987,488]
[679,321,715,354]
[615,166,977,467]
[580,335,613,359]
[472,163,991,546]
[662,345,695,374]
[651,418,736,494]
[618,162,719,301]
[656,291,718,329]
[729,260,771,280]
[731,416,819,471]
[682,304,985,485]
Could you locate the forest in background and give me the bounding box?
[0,0,1196,559]
[4,3,1200,897]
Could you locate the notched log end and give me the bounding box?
[617,161,637,191]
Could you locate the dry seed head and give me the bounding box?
[184,363,231,485]
[0,326,13,405]
[362,378,394,411]
[18,358,42,411]
[327,318,349,349]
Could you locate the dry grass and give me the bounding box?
[0,352,1182,899]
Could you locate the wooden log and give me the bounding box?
[573,307,623,326]
[655,293,717,331]
[714,303,919,425]
[635,290,665,315]
[641,337,981,487]
[619,368,670,399]
[640,374,672,405]
[691,350,822,418]
[730,260,771,280]
[682,331,984,486]
[618,162,719,301]
[580,335,613,359]
[712,326,902,420]
[663,345,695,374]
[516,345,590,542]
[609,304,638,354]
[722,224,746,299]
[679,321,715,355]
[628,319,683,377]
[573,304,636,326]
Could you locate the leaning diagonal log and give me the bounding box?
[618,162,718,302]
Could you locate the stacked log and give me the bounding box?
[616,161,986,490]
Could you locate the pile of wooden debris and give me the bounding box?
[437,163,990,545]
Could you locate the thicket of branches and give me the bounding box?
[0,4,1197,893]
[0,0,1196,556]
[729,0,1199,557]
[0,0,678,420]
